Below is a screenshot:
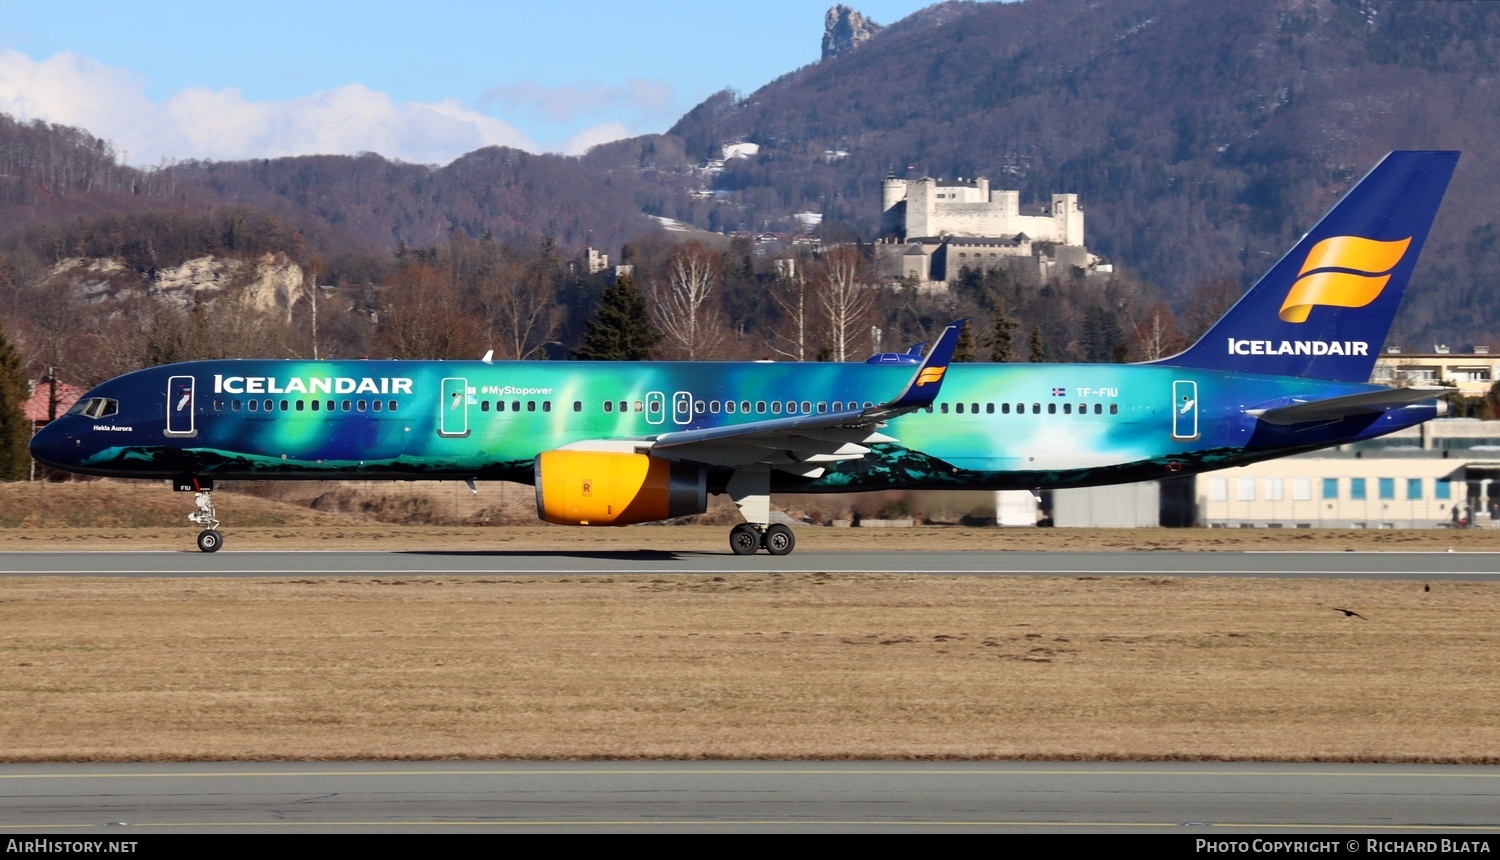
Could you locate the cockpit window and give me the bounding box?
[69,398,119,419]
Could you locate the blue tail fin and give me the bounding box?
[1152,151,1459,382]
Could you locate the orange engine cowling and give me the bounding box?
[534,450,707,526]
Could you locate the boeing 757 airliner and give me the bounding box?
[29,151,1460,554]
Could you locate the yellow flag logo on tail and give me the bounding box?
[915,367,946,386]
[1278,236,1411,323]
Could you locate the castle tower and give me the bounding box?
[880,173,907,238]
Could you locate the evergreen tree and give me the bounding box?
[1028,326,1045,363]
[953,326,976,362]
[989,300,1017,362]
[0,322,31,481]
[576,274,658,360]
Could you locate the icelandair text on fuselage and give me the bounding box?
[1227,339,1370,356]
[213,375,413,396]
[1197,840,1491,854]
[6,841,136,853]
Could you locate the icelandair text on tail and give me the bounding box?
[1227,339,1370,356]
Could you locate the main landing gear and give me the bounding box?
[729,522,796,556]
[181,479,223,553]
[725,468,795,556]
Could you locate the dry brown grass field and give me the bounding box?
[2,480,1498,763]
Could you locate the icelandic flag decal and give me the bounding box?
[1051,387,1066,396]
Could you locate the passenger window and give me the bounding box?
[1063,403,1072,415]
[1048,403,1057,414]
[1094,403,1102,415]
[296,400,305,412]
[1110,403,1118,415]
[527,401,536,412]
[232,400,242,412]
[725,401,735,414]
[635,401,643,413]
[771,401,782,414]
[543,401,551,413]
[955,403,963,414]
[357,400,367,412]
[481,401,490,412]
[940,403,949,414]
[695,400,706,413]
[573,401,581,413]
[1032,403,1040,414]
[986,403,994,414]
[327,400,335,412]
[1002,403,1010,414]
[604,401,613,413]
[389,400,398,412]
[248,400,258,412]
[214,400,224,412]
[709,401,720,414]
[310,400,318,412]
[279,400,288,412]
[801,401,812,414]
[512,401,521,412]
[744,401,753,414]
[785,401,796,415]
[756,401,766,414]
[620,401,628,413]
[341,400,351,412]
[372,400,382,413]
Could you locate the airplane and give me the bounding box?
[29,150,1459,555]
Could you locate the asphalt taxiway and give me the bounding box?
[1,761,1498,834]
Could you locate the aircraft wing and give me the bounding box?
[1246,386,1448,426]
[574,321,964,476]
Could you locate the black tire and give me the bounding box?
[764,523,795,556]
[729,524,760,555]
[197,529,222,553]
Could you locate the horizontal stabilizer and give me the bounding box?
[1246,386,1447,426]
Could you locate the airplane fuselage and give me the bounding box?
[30,357,1439,494]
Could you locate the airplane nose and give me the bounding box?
[27,420,79,470]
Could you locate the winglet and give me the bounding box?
[881,320,964,412]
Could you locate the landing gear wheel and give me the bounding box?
[764,523,795,556]
[196,529,222,553]
[729,524,761,555]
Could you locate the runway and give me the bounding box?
[1,761,1498,834]
[4,551,1496,835]
[1,549,1496,579]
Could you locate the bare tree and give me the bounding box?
[649,242,727,360]
[768,258,812,361]
[477,259,559,360]
[376,261,481,359]
[814,246,876,361]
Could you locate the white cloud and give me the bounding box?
[482,77,677,124]
[0,49,538,166]
[560,121,634,156]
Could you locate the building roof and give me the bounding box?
[24,379,84,423]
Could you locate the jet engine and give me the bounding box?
[534,450,707,526]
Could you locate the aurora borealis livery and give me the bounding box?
[30,151,1460,555]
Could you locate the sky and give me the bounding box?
[0,0,936,167]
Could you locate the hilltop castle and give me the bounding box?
[874,173,1101,285]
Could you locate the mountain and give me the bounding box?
[650,0,1500,350]
[3,0,1500,353]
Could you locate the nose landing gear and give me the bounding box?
[176,476,223,553]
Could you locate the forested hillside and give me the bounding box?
[1,0,1498,393]
[654,0,1500,350]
